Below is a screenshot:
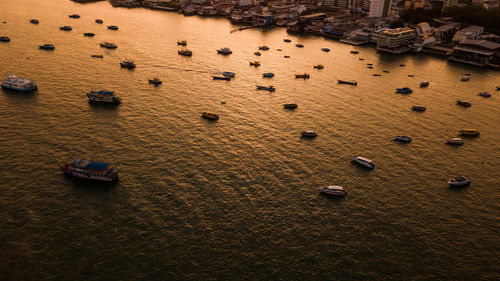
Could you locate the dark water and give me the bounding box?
[1,0,499,280]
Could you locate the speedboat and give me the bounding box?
[459,129,480,136]
[254,51,261,56]
[256,85,275,92]
[395,87,412,94]
[202,112,219,120]
[217,47,232,55]
[178,49,192,56]
[0,36,10,42]
[107,25,119,30]
[350,50,359,54]
[411,105,426,112]
[30,19,39,24]
[448,176,471,187]
[319,186,346,197]
[456,100,471,107]
[39,43,55,50]
[91,54,103,58]
[61,158,118,182]
[177,40,187,46]
[478,92,491,97]
[263,73,274,78]
[120,61,135,69]
[283,39,291,42]
[1,75,37,91]
[249,61,260,67]
[314,65,324,69]
[420,81,429,87]
[352,156,374,169]
[83,32,95,37]
[301,131,317,138]
[222,72,235,78]
[295,44,304,48]
[394,136,412,143]
[100,42,117,49]
[87,90,121,104]
[461,76,470,81]
[69,14,80,18]
[283,103,297,109]
[321,48,330,52]
[295,74,310,79]
[258,46,269,50]
[212,76,230,81]
[148,77,162,85]
[446,138,464,145]
[59,26,72,31]
[95,19,103,24]
[338,80,357,86]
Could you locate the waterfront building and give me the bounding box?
[452,25,484,43]
[441,0,458,7]
[449,39,500,67]
[368,0,392,18]
[433,22,460,42]
[377,27,415,53]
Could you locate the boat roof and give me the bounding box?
[96,90,114,95]
[71,158,110,170]
[355,156,372,163]
[326,185,344,190]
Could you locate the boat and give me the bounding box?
[258,46,269,50]
[222,72,235,78]
[446,138,464,145]
[91,54,103,58]
[284,55,290,58]
[100,42,117,49]
[59,26,72,31]
[367,66,373,69]
[178,49,192,56]
[321,48,330,52]
[283,39,291,42]
[295,44,304,48]
[448,176,471,187]
[373,74,381,76]
[352,156,374,169]
[396,87,412,94]
[295,74,310,79]
[202,112,219,120]
[263,73,274,78]
[39,43,55,50]
[107,25,119,30]
[217,48,232,55]
[400,64,406,67]
[254,51,261,56]
[87,90,121,104]
[69,14,80,18]
[30,19,39,24]
[0,36,10,42]
[459,129,480,136]
[456,100,471,107]
[148,77,162,85]
[367,63,373,66]
[177,40,187,46]
[411,105,426,112]
[83,32,95,37]
[283,103,297,109]
[256,85,275,92]
[212,76,230,81]
[1,75,37,91]
[408,75,414,77]
[478,92,491,97]
[383,70,389,73]
[461,76,470,81]
[319,186,346,197]
[394,136,412,143]
[95,19,103,24]
[314,65,324,69]
[249,61,260,67]
[277,49,282,51]
[359,58,365,61]
[497,86,500,91]
[301,131,317,138]
[60,158,118,182]
[120,61,135,69]
[420,81,429,87]
[350,50,359,54]
[338,80,357,86]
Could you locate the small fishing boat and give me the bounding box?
[69,14,80,18]
[217,47,232,55]
[478,92,491,97]
[283,39,291,42]
[202,112,219,120]
[178,49,192,56]
[30,19,39,24]
[0,36,10,42]
[446,138,464,145]
[301,131,317,138]
[319,186,346,197]
[338,80,357,86]
[263,73,274,78]
[95,19,103,24]
[456,100,471,107]
[396,87,412,94]
[39,43,55,50]
[350,50,359,54]
[91,54,103,58]
[448,176,471,187]
[61,158,118,182]
[373,74,381,76]
[258,46,269,50]
[394,136,412,143]
[87,90,121,104]
[295,44,304,48]
[283,103,297,109]
[314,65,324,69]
[411,105,426,112]
[256,85,275,92]
[420,81,429,87]
[100,42,117,49]
[321,48,330,52]
[222,72,235,78]
[461,76,470,81]
[148,77,162,85]
[295,74,310,79]
[59,26,72,31]
[249,61,260,67]
[352,156,374,169]
[254,51,261,56]
[177,40,187,46]
[120,61,135,69]
[107,25,119,30]
[83,32,95,37]
[212,76,230,81]
[459,129,479,136]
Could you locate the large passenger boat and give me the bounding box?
[87,90,121,104]
[1,75,37,91]
[61,158,118,182]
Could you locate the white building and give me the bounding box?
[368,0,392,17]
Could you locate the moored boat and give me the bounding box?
[202,112,219,120]
[95,19,103,24]
[478,92,491,97]
[61,158,118,182]
[459,129,480,136]
[295,73,310,79]
[0,36,11,42]
[411,105,426,112]
[258,46,269,50]
[39,43,55,50]
[59,26,72,31]
[350,50,359,54]
[448,176,471,187]
[91,54,103,58]
[148,77,162,85]
[87,90,121,104]
[1,75,37,91]
[373,74,381,76]
[461,76,470,81]
[319,186,346,197]
[83,32,95,37]
[321,48,330,52]
[120,61,135,69]
[338,80,357,86]
[177,40,187,46]
[283,103,297,109]
[263,73,274,78]
[295,44,304,48]
[100,42,117,49]
[212,76,230,81]
[420,81,429,87]
[456,100,471,107]
[256,85,275,92]
[30,19,39,24]
[178,49,192,56]
[396,87,412,94]
[222,72,235,78]
[249,61,260,67]
[283,39,291,42]
[314,65,324,69]
[446,138,464,145]
[107,25,119,30]
[394,136,412,143]
[217,47,232,55]
[301,131,317,138]
[69,14,80,18]
[352,156,374,169]
[254,51,261,56]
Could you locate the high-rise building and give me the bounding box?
[368,0,392,17]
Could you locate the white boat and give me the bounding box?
[1,75,37,91]
[61,158,118,182]
[352,156,374,169]
[87,90,121,104]
[448,176,471,187]
[301,131,317,138]
[446,138,464,145]
[461,76,470,81]
[319,186,346,196]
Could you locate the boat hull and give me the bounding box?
[1,84,37,92]
[60,165,117,182]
